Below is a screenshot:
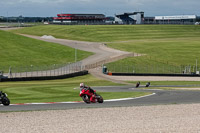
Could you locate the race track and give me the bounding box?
[1,86,200,112]
[1,30,200,113]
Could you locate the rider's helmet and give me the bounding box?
[80,83,85,88]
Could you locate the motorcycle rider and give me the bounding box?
[80,83,96,102]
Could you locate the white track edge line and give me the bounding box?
[104,93,156,102]
[9,93,156,106]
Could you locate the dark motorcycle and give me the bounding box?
[0,91,10,106]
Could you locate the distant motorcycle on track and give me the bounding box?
[0,91,10,106]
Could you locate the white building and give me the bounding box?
[155,15,197,24]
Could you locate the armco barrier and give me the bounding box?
[0,70,88,82]
[108,72,200,77]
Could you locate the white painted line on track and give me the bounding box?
[130,88,162,91]
[10,101,82,106]
[9,93,156,106]
[104,93,156,102]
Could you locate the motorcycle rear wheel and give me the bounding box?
[96,94,103,103]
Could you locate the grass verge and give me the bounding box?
[11,25,200,42]
[0,30,92,72]
[0,74,150,104]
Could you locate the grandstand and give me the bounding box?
[53,13,106,24]
[115,12,144,24]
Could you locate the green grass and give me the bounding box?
[11,25,200,70]
[105,36,200,73]
[4,25,200,103]
[0,30,92,72]
[0,74,150,104]
[11,25,200,42]
[107,37,200,64]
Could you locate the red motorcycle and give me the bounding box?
[79,88,103,104]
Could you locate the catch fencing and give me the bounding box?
[105,64,200,75]
[1,53,136,79]
[3,52,196,79]
[2,62,82,78]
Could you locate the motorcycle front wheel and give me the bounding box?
[81,95,91,104]
[2,97,10,106]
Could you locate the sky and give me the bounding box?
[0,0,200,17]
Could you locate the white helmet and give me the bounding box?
[80,83,84,87]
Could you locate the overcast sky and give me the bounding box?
[0,0,200,17]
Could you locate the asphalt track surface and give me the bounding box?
[1,86,200,112]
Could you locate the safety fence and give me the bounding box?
[0,52,150,80]
[0,53,136,79]
[104,64,200,75]
[2,52,199,80]
[1,62,82,78]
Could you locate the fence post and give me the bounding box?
[46,66,47,77]
[49,67,52,77]
[31,65,33,77]
[54,64,56,76]
[26,66,27,78]
[19,67,21,77]
[68,63,70,74]
[37,66,38,77]
[14,67,16,78]
[65,64,67,74]
[180,66,182,74]
[41,68,43,77]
